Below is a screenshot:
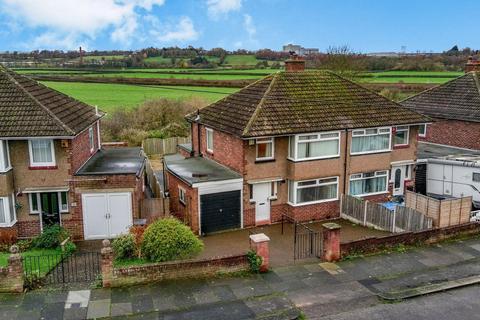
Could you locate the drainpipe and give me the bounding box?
[343,129,349,196]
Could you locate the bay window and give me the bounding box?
[349,171,388,196]
[29,139,56,167]
[0,140,11,172]
[256,138,274,160]
[288,131,340,161]
[394,126,409,146]
[0,194,16,227]
[288,177,339,205]
[351,127,391,154]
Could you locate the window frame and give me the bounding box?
[28,139,56,167]
[178,186,186,205]
[287,176,339,206]
[88,127,95,153]
[349,170,389,197]
[473,172,480,183]
[393,126,410,147]
[350,127,392,155]
[205,128,214,153]
[0,194,17,227]
[0,140,11,173]
[255,137,275,161]
[418,124,427,138]
[288,131,341,161]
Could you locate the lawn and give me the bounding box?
[41,81,238,113]
[223,54,261,65]
[0,248,63,277]
[77,72,263,80]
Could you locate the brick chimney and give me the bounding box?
[285,52,305,72]
[465,56,480,73]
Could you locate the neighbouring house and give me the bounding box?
[0,66,145,240]
[402,57,480,151]
[164,56,430,235]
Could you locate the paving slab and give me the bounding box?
[159,300,255,320]
[111,302,133,317]
[65,290,90,309]
[87,299,110,319]
[40,301,64,320]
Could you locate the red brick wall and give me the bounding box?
[70,122,100,174]
[289,201,340,222]
[167,172,199,233]
[191,123,244,174]
[423,119,480,150]
[17,220,41,238]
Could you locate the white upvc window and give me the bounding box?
[256,137,274,160]
[206,128,214,153]
[28,139,56,167]
[394,126,409,146]
[29,192,69,214]
[0,194,17,227]
[418,124,427,138]
[349,171,389,197]
[0,140,11,172]
[288,131,340,161]
[178,186,186,205]
[351,127,391,155]
[288,176,339,206]
[88,127,95,152]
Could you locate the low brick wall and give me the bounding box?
[109,254,249,287]
[0,248,24,293]
[341,222,480,257]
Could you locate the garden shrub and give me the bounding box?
[141,218,203,262]
[129,225,146,257]
[246,250,263,273]
[63,241,77,255]
[112,234,136,260]
[32,225,69,249]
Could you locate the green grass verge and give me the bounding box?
[40,81,238,113]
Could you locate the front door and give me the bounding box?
[392,166,406,196]
[40,192,60,228]
[252,183,271,223]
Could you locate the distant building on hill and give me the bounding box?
[282,44,319,55]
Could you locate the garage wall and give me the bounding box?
[167,172,199,233]
[67,173,144,240]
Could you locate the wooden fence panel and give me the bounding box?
[140,198,170,223]
[142,136,191,157]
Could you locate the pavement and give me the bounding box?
[3,236,480,319]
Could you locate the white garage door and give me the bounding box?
[82,192,133,240]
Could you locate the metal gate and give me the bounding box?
[294,223,323,260]
[23,252,101,287]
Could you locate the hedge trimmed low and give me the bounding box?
[141,218,203,262]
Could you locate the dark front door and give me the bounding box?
[200,190,241,234]
[41,192,60,228]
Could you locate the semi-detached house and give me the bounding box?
[0,66,145,240]
[165,57,430,235]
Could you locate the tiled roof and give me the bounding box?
[401,72,480,122]
[0,66,103,138]
[187,70,430,138]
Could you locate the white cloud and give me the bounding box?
[243,14,256,38]
[206,0,242,18]
[150,16,199,42]
[1,0,165,48]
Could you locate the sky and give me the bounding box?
[0,0,479,53]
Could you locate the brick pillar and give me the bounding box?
[6,245,24,293]
[322,222,341,262]
[249,233,270,272]
[101,239,114,288]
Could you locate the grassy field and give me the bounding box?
[361,77,454,84]
[223,54,262,65]
[41,81,237,113]
[77,72,263,80]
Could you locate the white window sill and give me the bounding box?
[287,197,338,207]
[0,167,13,174]
[350,150,391,156]
[287,155,340,162]
[0,220,17,228]
[30,163,56,167]
[255,157,275,162]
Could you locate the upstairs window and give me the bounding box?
[206,128,214,153]
[256,138,274,160]
[88,127,95,152]
[0,194,16,227]
[349,171,388,196]
[288,131,340,161]
[29,139,56,167]
[418,124,427,137]
[351,127,391,155]
[394,126,409,146]
[0,140,11,172]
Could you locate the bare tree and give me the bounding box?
[312,45,366,80]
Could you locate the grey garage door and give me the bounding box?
[200,190,241,234]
